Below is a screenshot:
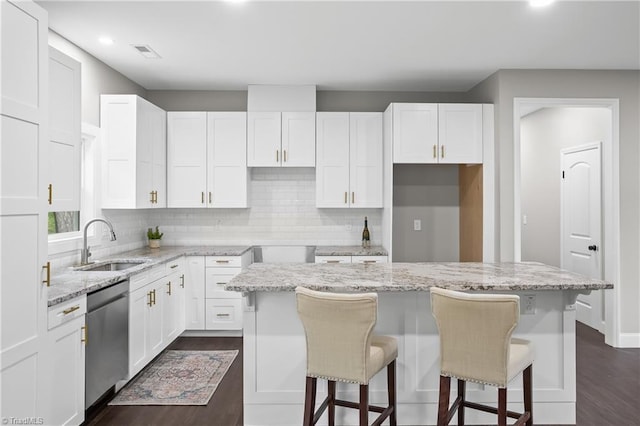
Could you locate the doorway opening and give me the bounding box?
[513,98,620,347]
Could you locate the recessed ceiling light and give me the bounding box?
[530,0,555,7]
[99,37,114,46]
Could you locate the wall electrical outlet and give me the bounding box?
[345,223,352,231]
[522,294,536,315]
[413,219,421,231]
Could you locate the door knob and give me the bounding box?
[588,245,598,252]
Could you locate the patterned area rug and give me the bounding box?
[109,350,238,405]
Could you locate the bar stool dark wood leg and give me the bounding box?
[359,384,369,426]
[457,379,466,426]
[437,375,451,426]
[523,365,533,426]
[303,376,317,426]
[328,380,336,426]
[387,360,397,426]
[498,388,507,426]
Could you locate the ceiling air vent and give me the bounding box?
[132,44,161,59]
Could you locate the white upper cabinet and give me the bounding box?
[247,111,315,167]
[391,103,483,164]
[101,95,167,208]
[437,104,483,164]
[392,103,438,163]
[48,47,80,212]
[167,111,247,208]
[316,112,383,208]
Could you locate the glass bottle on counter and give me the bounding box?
[362,216,370,248]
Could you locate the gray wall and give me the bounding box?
[392,165,459,262]
[520,107,611,267]
[48,31,147,126]
[468,69,640,336]
[147,89,468,112]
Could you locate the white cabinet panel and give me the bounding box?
[208,112,247,207]
[48,47,81,212]
[167,112,207,207]
[205,299,243,330]
[247,112,281,167]
[438,104,483,164]
[248,111,315,167]
[392,103,438,164]
[316,112,382,208]
[128,286,150,376]
[185,256,206,330]
[282,112,316,167]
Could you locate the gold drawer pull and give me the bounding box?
[180,274,185,288]
[215,260,229,264]
[152,289,156,305]
[48,184,53,205]
[81,325,87,344]
[441,145,445,158]
[433,144,437,159]
[363,260,377,264]
[42,261,51,287]
[147,291,153,307]
[201,191,205,204]
[326,260,341,264]
[352,192,355,204]
[170,264,178,269]
[63,305,80,315]
[216,313,230,317]
[167,281,172,295]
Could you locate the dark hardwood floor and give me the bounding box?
[86,324,639,426]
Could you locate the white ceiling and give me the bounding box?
[37,0,640,92]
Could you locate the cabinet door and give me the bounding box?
[135,99,154,208]
[148,279,165,358]
[247,112,281,167]
[129,286,151,377]
[48,47,81,212]
[208,112,247,207]
[282,112,315,167]
[150,105,167,207]
[167,112,207,207]
[47,316,85,426]
[438,104,483,164]
[392,103,438,164]
[163,273,181,344]
[350,113,383,208]
[316,112,350,208]
[185,256,205,330]
[1,0,49,419]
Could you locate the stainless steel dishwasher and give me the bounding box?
[85,279,129,409]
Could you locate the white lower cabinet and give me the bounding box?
[185,252,251,331]
[315,255,388,264]
[46,297,86,426]
[163,257,186,343]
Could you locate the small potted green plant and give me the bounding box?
[147,226,163,249]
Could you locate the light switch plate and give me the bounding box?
[522,294,536,315]
[413,219,421,231]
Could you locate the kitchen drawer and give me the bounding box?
[205,271,241,299]
[315,255,351,264]
[206,256,242,268]
[351,255,388,264]
[48,296,87,330]
[165,256,185,274]
[205,298,242,330]
[130,265,166,293]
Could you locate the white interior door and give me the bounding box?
[561,142,603,332]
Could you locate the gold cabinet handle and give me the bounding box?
[209,192,212,204]
[154,190,158,203]
[180,274,185,288]
[215,260,229,264]
[344,192,348,204]
[147,291,153,307]
[63,305,80,315]
[433,145,437,159]
[170,264,178,269]
[152,289,156,305]
[48,184,53,205]
[150,191,154,203]
[441,145,445,158]
[363,260,377,264]
[284,150,287,162]
[201,191,205,204]
[167,281,172,295]
[276,150,279,163]
[42,261,51,287]
[216,313,230,317]
[352,192,355,204]
[326,260,341,264]
[81,325,87,345]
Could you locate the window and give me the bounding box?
[48,123,100,253]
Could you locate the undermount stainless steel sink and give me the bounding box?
[252,246,316,263]
[76,261,146,272]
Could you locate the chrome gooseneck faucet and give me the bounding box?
[81,218,117,265]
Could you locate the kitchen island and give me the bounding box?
[227,262,612,426]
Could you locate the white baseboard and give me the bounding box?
[180,330,242,337]
[617,332,640,348]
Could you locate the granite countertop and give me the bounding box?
[47,245,252,307]
[315,245,388,256]
[226,261,613,293]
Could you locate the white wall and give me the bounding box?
[520,107,611,267]
[468,69,640,340]
[148,168,382,246]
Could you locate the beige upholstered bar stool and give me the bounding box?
[295,286,398,426]
[430,287,534,426]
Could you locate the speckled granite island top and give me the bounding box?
[225,261,612,292]
[315,245,388,256]
[48,245,252,306]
